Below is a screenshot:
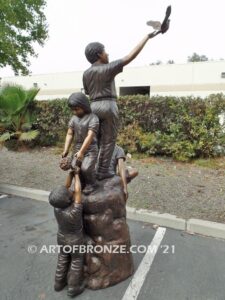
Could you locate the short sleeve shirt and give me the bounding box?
[83,59,124,101]
[68,113,99,151]
[54,203,83,235]
[108,145,126,174]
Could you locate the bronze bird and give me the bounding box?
[147,5,171,34]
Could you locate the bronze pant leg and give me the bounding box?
[81,151,98,185]
[55,248,71,284]
[91,100,119,176]
[67,253,85,296]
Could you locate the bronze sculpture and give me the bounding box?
[49,169,86,297]
[62,92,99,195]
[100,144,139,200]
[147,5,171,34]
[82,175,134,289]
[82,9,170,180]
[50,6,171,296]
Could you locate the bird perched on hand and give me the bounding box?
[147,5,171,34]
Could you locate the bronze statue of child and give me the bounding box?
[61,92,99,195]
[105,144,138,201]
[83,27,169,181]
[49,168,86,298]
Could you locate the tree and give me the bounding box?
[0,0,48,75]
[150,60,162,65]
[187,53,208,62]
[167,60,175,64]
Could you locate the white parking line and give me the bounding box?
[0,194,8,199]
[121,227,166,300]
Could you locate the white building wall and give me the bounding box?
[116,61,225,97]
[1,61,225,100]
[1,71,83,100]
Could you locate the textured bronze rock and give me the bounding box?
[82,176,134,289]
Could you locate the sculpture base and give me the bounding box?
[82,176,134,289]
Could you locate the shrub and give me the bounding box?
[117,93,225,161]
[8,93,225,161]
[33,99,71,146]
[0,84,40,149]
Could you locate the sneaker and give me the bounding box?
[54,280,67,292]
[67,285,85,297]
[97,172,114,181]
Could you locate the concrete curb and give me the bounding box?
[187,219,225,240]
[0,183,50,202]
[126,207,186,231]
[1,183,225,240]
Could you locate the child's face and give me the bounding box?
[98,49,109,64]
[72,106,85,118]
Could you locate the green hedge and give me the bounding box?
[33,94,225,161]
[33,99,70,146]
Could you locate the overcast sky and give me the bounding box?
[1,0,225,77]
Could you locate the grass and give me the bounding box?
[52,142,64,155]
[131,152,225,170]
[193,157,225,169]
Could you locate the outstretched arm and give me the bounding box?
[118,158,128,201]
[65,170,74,189]
[74,173,81,204]
[122,31,160,66]
[62,128,74,157]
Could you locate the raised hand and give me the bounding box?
[148,30,161,39]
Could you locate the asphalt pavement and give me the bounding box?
[1,195,225,300]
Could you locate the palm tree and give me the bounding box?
[0,84,40,149]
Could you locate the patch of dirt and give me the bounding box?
[1,147,225,223]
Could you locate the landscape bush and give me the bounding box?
[29,93,225,161]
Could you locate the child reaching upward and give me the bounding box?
[49,169,85,298]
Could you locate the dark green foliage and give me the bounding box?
[117,94,225,161]
[0,84,40,149]
[0,0,48,75]
[33,99,71,146]
[32,94,225,161]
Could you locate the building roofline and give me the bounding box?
[2,60,225,79]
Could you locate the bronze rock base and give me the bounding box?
[82,175,134,289]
